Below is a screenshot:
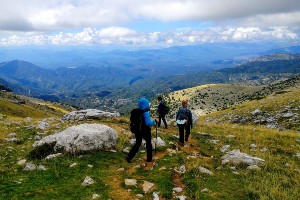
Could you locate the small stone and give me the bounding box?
[124,179,137,186]
[87,164,93,168]
[294,153,300,158]
[233,171,240,175]
[153,192,159,200]
[136,194,144,198]
[221,159,230,165]
[246,165,261,170]
[173,187,183,193]
[38,165,47,171]
[159,166,166,171]
[174,165,186,174]
[8,133,17,137]
[142,181,154,193]
[220,145,230,152]
[92,194,100,199]
[70,163,77,167]
[116,168,125,172]
[210,140,220,144]
[123,147,130,153]
[175,195,187,200]
[199,166,213,175]
[82,176,95,186]
[226,135,235,138]
[260,147,268,152]
[110,150,117,153]
[17,159,27,165]
[250,144,257,148]
[23,163,36,171]
[201,188,211,193]
[285,163,291,168]
[45,153,62,160]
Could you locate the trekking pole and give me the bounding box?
[155,122,158,154]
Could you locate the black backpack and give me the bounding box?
[130,108,145,133]
[161,102,170,115]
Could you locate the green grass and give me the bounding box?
[1,89,300,199]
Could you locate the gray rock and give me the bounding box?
[142,181,154,193]
[175,195,187,200]
[252,109,261,116]
[220,145,230,152]
[294,153,300,158]
[45,153,62,160]
[174,165,186,174]
[8,133,17,137]
[4,137,20,143]
[33,124,118,154]
[17,159,27,165]
[92,194,100,199]
[222,149,265,166]
[201,188,211,193]
[82,176,95,186]
[199,166,213,175]
[124,179,137,186]
[153,192,160,200]
[23,163,36,171]
[246,165,261,170]
[37,120,50,130]
[282,112,294,118]
[61,109,120,121]
[173,187,183,193]
[38,165,47,171]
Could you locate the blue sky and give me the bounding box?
[0,0,299,46]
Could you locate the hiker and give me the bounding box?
[176,100,193,146]
[157,96,168,129]
[126,98,158,163]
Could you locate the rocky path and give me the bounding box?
[118,128,205,199]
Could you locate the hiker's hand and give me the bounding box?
[155,118,159,123]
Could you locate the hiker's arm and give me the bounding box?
[144,112,156,127]
[189,111,193,127]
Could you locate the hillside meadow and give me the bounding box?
[1,94,300,199]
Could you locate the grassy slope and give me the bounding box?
[159,84,262,117]
[205,84,300,131]
[0,88,300,199]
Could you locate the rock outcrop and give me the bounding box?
[61,109,120,121]
[31,124,118,157]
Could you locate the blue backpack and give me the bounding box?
[177,107,190,120]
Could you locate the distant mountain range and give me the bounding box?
[0,48,300,114]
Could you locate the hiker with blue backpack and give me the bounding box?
[157,96,169,129]
[126,98,158,163]
[176,100,193,146]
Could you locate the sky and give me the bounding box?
[0,0,299,46]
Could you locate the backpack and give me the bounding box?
[160,102,170,115]
[177,107,190,120]
[130,108,145,133]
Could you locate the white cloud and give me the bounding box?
[0,0,300,32]
[0,26,298,46]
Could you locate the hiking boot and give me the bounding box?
[178,142,184,146]
[126,156,131,163]
[146,159,152,162]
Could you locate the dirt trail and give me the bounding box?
[115,128,209,199]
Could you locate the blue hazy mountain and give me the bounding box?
[0,42,293,72]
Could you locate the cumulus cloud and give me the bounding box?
[0,0,300,32]
[0,26,298,46]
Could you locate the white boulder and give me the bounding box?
[222,149,265,166]
[32,124,118,155]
